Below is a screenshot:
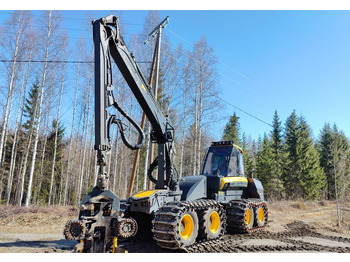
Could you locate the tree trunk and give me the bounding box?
[25,11,53,207]
[112,130,120,192]
[179,76,188,178]
[143,123,150,190]
[0,12,24,167]
[58,159,64,205]
[334,156,340,226]
[77,75,92,204]
[5,46,32,205]
[48,38,67,206]
[0,77,17,202]
[275,154,280,200]
[18,119,36,206]
[63,46,82,206]
[196,80,203,175]
[192,83,198,175]
[35,83,53,205]
[85,119,95,193]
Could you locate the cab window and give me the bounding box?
[202,146,233,176]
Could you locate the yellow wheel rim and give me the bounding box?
[179,214,194,240]
[245,208,252,225]
[209,211,220,233]
[258,207,265,223]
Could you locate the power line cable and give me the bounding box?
[0,22,148,39]
[165,27,253,83]
[0,12,271,129]
[0,11,144,26]
[162,33,325,129]
[162,40,249,91]
[0,59,151,64]
[0,10,251,83]
[159,49,271,127]
[208,91,273,127]
[160,42,244,94]
[0,59,92,64]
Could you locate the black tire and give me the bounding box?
[176,209,199,246]
[132,212,153,240]
[198,207,224,240]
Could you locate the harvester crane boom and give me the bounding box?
[92,15,175,191]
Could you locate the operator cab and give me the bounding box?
[201,141,245,177]
[179,140,264,202]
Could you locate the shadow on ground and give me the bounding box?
[0,239,76,251]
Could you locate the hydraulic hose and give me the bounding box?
[108,100,145,150]
[147,156,158,184]
[147,155,179,190]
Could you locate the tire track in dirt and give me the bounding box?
[119,220,350,253]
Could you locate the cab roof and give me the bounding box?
[210,141,244,154]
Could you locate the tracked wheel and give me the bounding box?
[245,205,254,230]
[152,200,225,250]
[197,205,226,240]
[255,202,268,227]
[178,210,199,246]
[152,202,199,249]
[226,199,268,234]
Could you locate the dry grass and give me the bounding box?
[267,200,350,236]
[0,205,78,234]
[0,200,349,236]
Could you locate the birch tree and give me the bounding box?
[189,37,221,175]
[5,36,35,205]
[25,11,60,207]
[18,79,40,206]
[178,52,192,177]
[63,37,84,206]
[48,33,68,206]
[0,11,31,167]
[77,67,93,204]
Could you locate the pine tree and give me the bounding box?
[317,123,334,199]
[283,112,325,200]
[270,110,284,199]
[222,112,240,143]
[255,133,275,199]
[34,120,65,204]
[330,126,350,223]
[241,132,254,175]
[297,116,325,199]
[22,78,40,132]
[18,79,40,206]
[40,119,65,204]
[282,110,299,199]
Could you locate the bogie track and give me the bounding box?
[226,199,268,234]
[152,199,226,250]
[152,198,268,251]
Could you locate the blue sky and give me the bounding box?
[1,9,350,142]
[73,10,350,141]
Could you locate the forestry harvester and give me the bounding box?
[63,15,268,252]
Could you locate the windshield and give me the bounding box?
[201,146,233,176]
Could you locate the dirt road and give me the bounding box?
[0,201,349,253]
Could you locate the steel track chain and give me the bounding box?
[225,199,268,234]
[152,199,226,251]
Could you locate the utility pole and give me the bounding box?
[127,16,169,197]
